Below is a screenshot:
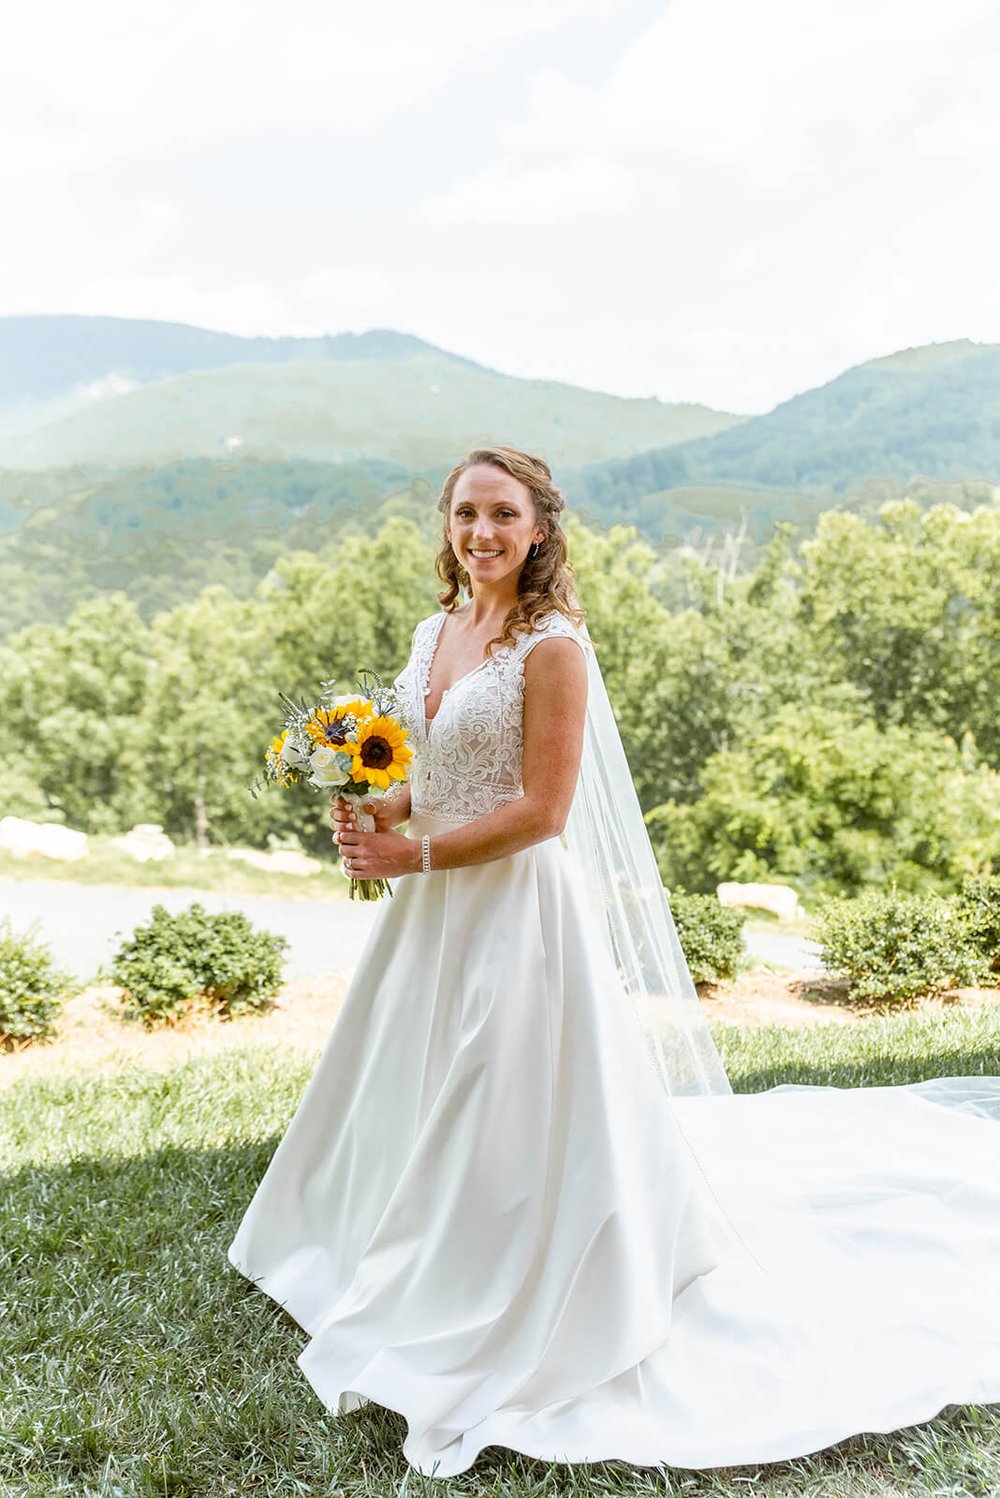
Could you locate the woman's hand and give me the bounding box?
[329,792,399,840]
[330,794,420,880]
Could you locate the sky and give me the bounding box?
[2,0,998,414]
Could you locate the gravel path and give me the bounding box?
[742,927,825,975]
[0,876,824,981]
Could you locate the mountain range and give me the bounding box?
[0,315,998,634]
[0,315,736,470]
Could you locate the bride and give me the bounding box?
[228,445,1000,1480]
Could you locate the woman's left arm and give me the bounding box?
[335,637,589,878]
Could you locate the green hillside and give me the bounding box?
[3,457,998,640]
[0,352,739,471]
[572,339,1000,535]
[4,331,1000,637]
[0,457,432,633]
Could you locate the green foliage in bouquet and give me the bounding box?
[0,917,75,1045]
[110,902,289,1027]
[813,887,989,1005]
[669,892,746,984]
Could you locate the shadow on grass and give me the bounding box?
[3,1016,1000,1496]
[1,1124,998,1496]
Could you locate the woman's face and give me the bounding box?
[447,463,544,589]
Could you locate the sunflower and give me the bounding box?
[342,714,414,790]
[305,698,372,749]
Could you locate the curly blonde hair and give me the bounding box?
[435,445,585,653]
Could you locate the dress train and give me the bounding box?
[228,808,1000,1478]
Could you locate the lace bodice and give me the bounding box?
[392,608,591,823]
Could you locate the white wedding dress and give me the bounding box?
[228,608,1000,1479]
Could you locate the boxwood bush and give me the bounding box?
[814,886,988,1004]
[110,902,289,1027]
[669,892,746,983]
[956,874,1000,976]
[0,917,75,1045]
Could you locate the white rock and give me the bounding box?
[0,815,89,862]
[109,823,176,863]
[716,881,805,921]
[226,848,323,877]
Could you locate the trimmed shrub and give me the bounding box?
[0,917,74,1045]
[670,892,746,983]
[956,874,1000,975]
[814,887,988,1005]
[110,902,289,1027]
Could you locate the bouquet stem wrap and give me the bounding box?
[339,795,392,902]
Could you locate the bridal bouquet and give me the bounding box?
[251,673,414,902]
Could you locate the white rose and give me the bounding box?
[280,734,307,766]
[308,745,351,787]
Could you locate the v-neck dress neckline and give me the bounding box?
[422,611,496,734]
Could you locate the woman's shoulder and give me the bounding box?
[530,607,586,638]
[519,608,590,660]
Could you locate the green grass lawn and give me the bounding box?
[0,837,349,901]
[1,1010,998,1497]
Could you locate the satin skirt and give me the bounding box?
[227,810,1000,1478]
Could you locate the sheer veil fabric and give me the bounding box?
[227,603,1000,1479]
[568,608,1000,1122]
[562,609,1000,1268]
[564,617,732,1098]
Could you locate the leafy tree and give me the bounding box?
[136,587,275,847]
[130,520,438,849]
[647,700,1000,899]
[0,594,151,832]
[267,517,438,698]
[571,518,813,810]
[800,500,1000,765]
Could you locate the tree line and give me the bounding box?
[3,498,1000,901]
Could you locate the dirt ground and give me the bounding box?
[0,974,350,1091]
[2,969,998,1093]
[697,970,1000,1027]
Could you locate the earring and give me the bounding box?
[528,541,540,560]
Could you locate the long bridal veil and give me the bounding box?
[561,610,1000,1272]
[563,618,731,1099]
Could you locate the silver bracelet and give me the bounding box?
[421,833,432,874]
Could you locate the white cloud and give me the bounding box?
[66,273,295,337]
[1,1,998,412]
[490,0,999,168]
[0,127,107,186]
[301,264,396,310]
[74,373,143,402]
[0,0,644,181]
[421,152,636,226]
[138,200,180,233]
[406,0,1000,408]
[682,327,816,365]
